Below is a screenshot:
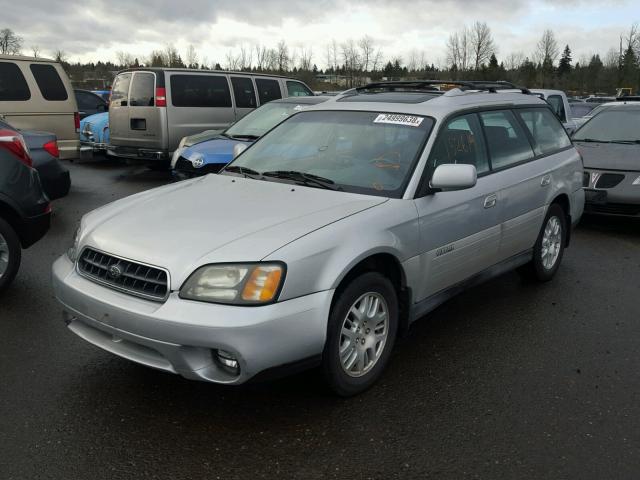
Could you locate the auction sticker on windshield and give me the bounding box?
[374,113,424,127]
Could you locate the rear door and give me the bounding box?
[108,72,132,147]
[230,76,257,121]
[124,71,164,151]
[166,72,235,151]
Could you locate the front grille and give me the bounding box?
[78,248,169,301]
[585,203,640,216]
[595,173,625,189]
[175,157,226,175]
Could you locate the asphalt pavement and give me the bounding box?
[1,157,639,479]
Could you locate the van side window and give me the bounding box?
[231,77,257,108]
[255,79,282,104]
[479,110,535,170]
[111,73,132,104]
[546,95,566,122]
[286,81,313,97]
[516,108,572,156]
[170,75,231,108]
[0,62,31,101]
[129,73,155,107]
[428,113,489,174]
[29,64,68,101]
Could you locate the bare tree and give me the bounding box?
[0,28,22,55]
[298,47,313,71]
[603,48,619,68]
[54,50,68,64]
[620,23,639,58]
[276,40,289,72]
[185,44,198,68]
[255,44,268,70]
[358,35,374,72]
[116,50,134,67]
[504,52,525,70]
[371,48,384,72]
[536,29,560,66]
[470,21,496,70]
[446,26,472,73]
[238,45,252,70]
[164,44,182,67]
[341,39,362,87]
[31,45,41,58]
[225,51,241,70]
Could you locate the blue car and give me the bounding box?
[171,96,329,179]
[79,112,109,154]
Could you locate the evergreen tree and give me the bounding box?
[558,45,572,76]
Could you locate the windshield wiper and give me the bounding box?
[574,138,610,143]
[262,170,342,191]
[609,140,640,145]
[223,165,262,178]
[227,134,260,140]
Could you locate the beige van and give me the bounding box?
[0,55,79,160]
[108,68,314,162]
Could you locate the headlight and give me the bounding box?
[633,175,640,186]
[179,263,285,305]
[67,228,81,262]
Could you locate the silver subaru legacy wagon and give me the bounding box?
[53,81,585,396]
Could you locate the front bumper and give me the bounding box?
[52,255,332,384]
[583,169,640,217]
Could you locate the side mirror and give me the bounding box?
[233,143,248,159]
[430,164,477,191]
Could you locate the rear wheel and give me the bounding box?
[0,217,21,293]
[322,272,398,396]
[518,204,566,282]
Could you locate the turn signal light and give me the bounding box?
[241,266,283,302]
[43,140,59,158]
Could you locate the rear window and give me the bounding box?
[231,77,257,109]
[170,75,231,108]
[111,73,131,103]
[516,108,571,155]
[30,64,68,101]
[286,81,313,97]
[0,62,30,101]
[255,79,282,104]
[129,72,155,107]
[479,110,535,170]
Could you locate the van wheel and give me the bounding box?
[0,218,21,293]
[322,272,398,396]
[518,204,566,282]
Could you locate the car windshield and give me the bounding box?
[573,109,640,142]
[226,102,313,139]
[224,110,434,198]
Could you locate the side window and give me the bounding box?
[516,108,572,156]
[30,64,68,101]
[286,81,313,97]
[111,73,132,104]
[479,110,535,170]
[428,113,489,174]
[170,75,231,108]
[76,92,95,110]
[231,77,257,108]
[0,62,31,101]
[255,79,282,104]
[129,73,155,107]
[546,95,566,122]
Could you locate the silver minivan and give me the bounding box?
[54,82,585,396]
[108,68,314,162]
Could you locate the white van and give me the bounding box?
[0,55,79,160]
[107,68,314,162]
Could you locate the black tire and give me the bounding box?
[322,271,398,396]
[0,217,22,293]
[518,204,567,282]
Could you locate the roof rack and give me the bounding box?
[355,80,531,95]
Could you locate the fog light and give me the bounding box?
[216,349,240,375]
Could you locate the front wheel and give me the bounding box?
[0,217,21,293]
[518,204,567,282]
[322,272,398,396]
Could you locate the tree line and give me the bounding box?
[1,23,639,94]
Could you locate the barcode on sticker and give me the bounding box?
[374,114,424,127]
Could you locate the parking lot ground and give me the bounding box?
[1,158,640,479]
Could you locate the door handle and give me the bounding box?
[484,194,497,209]
[541,174,551,187]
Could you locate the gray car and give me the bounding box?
[52,81,584,395]
[573,102,640,216]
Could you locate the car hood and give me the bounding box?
[81,174,387,289]
[183,129,226,148]
[575,141,640,171]
[182,137,253,165]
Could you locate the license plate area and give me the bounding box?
[585,189,607,205]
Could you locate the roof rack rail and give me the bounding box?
[355,80,531,95]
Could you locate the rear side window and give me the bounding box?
[255,79,282,104]
[30,64,68,101]
[111,73,132,103]
[231,77,257,108]
[170,75,231,108]
[479,110,535,170]
[129,72,155,107]
[286,81,313,97]
[0,62,31,101]
[516,108,571,156]
[546,95,566,122]
[428,113,489,174]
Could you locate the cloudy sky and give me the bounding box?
[2,0,638,68]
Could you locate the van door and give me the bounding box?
[166,72,235,152]
[230,76,257,121]
[108,72,132,148]
[254,78,283,105]
[124,71,165,153]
